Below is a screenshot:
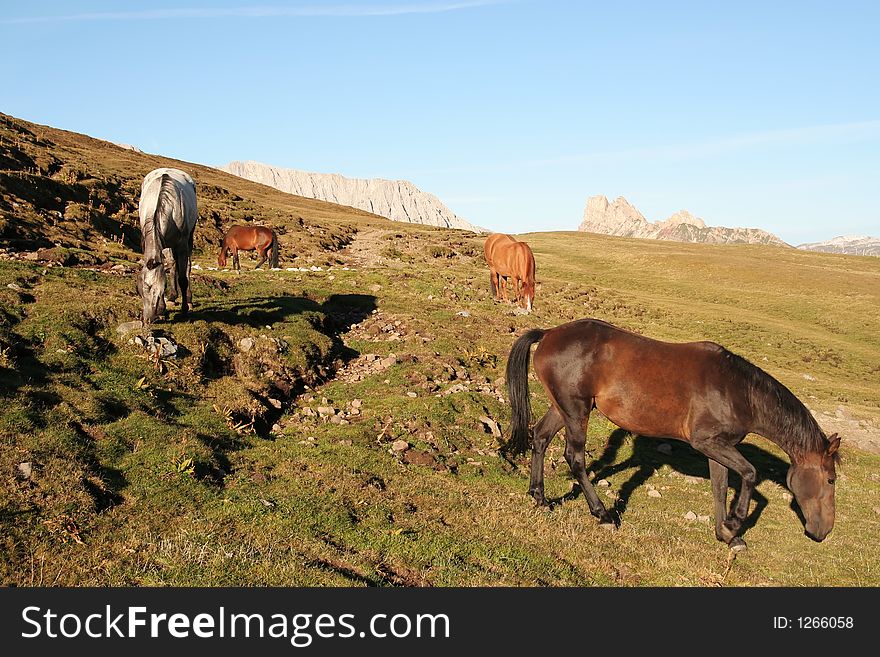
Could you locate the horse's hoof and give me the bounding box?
[729,537,747,553]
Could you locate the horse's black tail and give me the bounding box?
[504,328,546,455]
[269,232,279,269]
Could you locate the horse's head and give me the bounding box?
[787,433,840,541]
[218,245,227,268]
[521,279,535,312]
[138,256,167,324]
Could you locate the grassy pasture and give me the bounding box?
[1,113,879,586]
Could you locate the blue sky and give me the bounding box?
[2,0,878,243]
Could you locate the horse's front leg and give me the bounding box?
[708,459,744,548]
[186,233,193,306]
[162,247,179,302]
[693,434,753,549]
[231,246,240,272]
[529,406,564,506]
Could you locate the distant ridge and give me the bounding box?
[797,235,880,257]
[222,160,481,233]
[578,195,788,246]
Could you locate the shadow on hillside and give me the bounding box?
[549,429,791,537]
[187,293,378,438]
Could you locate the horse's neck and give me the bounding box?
[142,214,162,255]
[750,402,818,464]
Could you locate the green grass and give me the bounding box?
[1,112,879,587]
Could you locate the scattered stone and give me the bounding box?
[239,337,256,352]
[684,511,697,521]
[130,335,178,358]
[456,310,470,317]
[391,439,409,453]
[442,383,469,395]
[17,462,33,479]
[271,423,282,433]
[406,392,418,398]
[259,498,276,508]
[268,398,282,410]
[656,442,673,455]
[337,439,353,446]
[604,490,617,499]
[116,320,143,335]
[351,399,363,409]
[369,284,382,292]
[316,406,335,416]
[596,479,610,488]
[478,415,502,439]
[648,489,662,498]
[698,515,710,523]
[403,450,435,466]
[6,283,21,291]
[872,507,880,515]
[803,373,817,381]
[329,415,343,425]
[380,354,397,368]
[781,492,793,502]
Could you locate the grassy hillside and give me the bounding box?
[1,114,878,586]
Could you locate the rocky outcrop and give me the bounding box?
[797,235,880,257]
[578,195,788,246]
[222,160,480,233]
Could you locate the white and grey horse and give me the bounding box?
[137,168,198,323]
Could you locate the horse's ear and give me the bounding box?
[826,433,841,455]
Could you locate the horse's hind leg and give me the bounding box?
[174,242,191,315]
[529,406,564,506]
[561,407,614,524]
[254,245,268,270]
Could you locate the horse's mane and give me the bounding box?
[721,348,832,459]
[142,174,176,255]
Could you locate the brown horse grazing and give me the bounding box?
[483,233,536,312]
[505,318,840,550]
[218,225,279,270]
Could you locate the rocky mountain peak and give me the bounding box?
[578,194,787,246]
[221,161,481,233]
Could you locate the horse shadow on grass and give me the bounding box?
[548,429,792,534]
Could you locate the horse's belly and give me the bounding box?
[595,394,690,441]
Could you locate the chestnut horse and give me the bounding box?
[218,225,279,270]
[505,318,840,550]
[484,233,536,312]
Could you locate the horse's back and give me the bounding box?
[484,233,516,265]
[139,167,197,233]
[511,241,535,278]
[534,319,744,440]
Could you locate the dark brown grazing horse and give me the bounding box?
[218,225,279,270]
[483,233,536,312]
[505,318,840,550]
